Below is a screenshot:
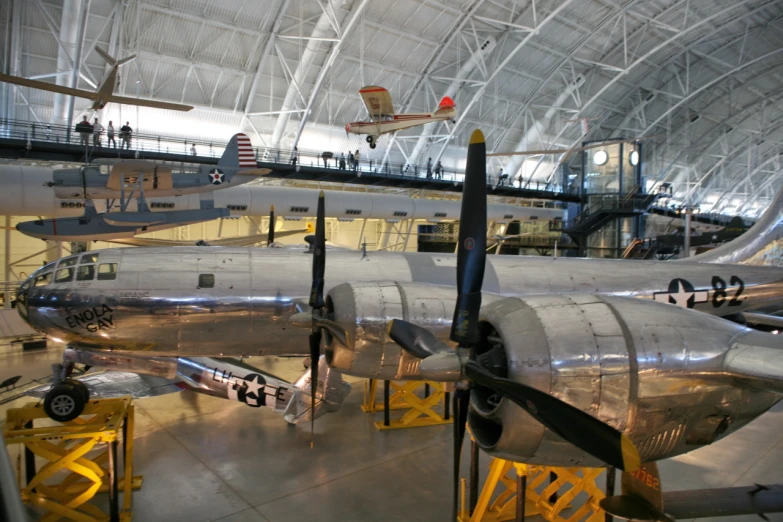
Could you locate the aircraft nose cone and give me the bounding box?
[345,123,351,134]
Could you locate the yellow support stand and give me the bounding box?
[361,379,453,430]
[460,457,607,522]
[3,397,142,522]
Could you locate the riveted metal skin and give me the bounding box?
[467,293,781,467]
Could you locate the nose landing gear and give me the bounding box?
[42,363,90,422]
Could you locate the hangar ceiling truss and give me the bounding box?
[2,0,783,216]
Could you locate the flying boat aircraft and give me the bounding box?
[15,133,268,241]
[344,85,456,148]
[0,47,193,112]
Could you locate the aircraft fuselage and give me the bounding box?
[16,246,783,357]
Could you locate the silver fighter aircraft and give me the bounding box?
[24,349,349,424]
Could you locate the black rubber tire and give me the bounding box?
[43,383,85,422]
[366,135,374,143]
[370,142,377,149]
[62,378,90,403]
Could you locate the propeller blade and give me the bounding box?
[309,191,326,309]
[308,330,322,441]
[313,316,350,348]
[387,319,443,358]
[464,361,641,472]
[308,191,326,444]
[452,388,470,520]
[267,205,275,245]
[451,130,487,346]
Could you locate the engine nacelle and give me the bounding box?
[468,293,770,466]
[324,282,453,380]
[325,282,503,380]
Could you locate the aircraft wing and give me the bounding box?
[0,73,96,99]
[24,371,184,401]
[601,462,783,521]
[722,330,783,392]
[359,86,394,120]
[108,94,194,112]
[105,227,312,247]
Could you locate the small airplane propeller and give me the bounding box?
[388,129,640,519]
[308,191,326,443]
[267,205,275,245]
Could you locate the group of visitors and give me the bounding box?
[75,116,133,149]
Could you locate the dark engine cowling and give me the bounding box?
[469,293,756,466]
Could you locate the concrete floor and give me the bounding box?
[2,342,783,522]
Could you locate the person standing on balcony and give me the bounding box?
[75,116,92,147]
[120,122,133,149]
[106,121,116,148]
[92,118,103,147]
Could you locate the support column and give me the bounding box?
[6,0,22,123]
[51,0,84,126]
[378,221,392,250]
[4,216,10,309]
[683,210,692,258]
[65,0,91,137]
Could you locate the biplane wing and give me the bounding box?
[359,85,394,120]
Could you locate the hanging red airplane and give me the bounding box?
[344,85,456,148]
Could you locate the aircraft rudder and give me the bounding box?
[438,96,455,109]
[218,133,257,170]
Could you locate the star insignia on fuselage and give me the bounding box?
[209,169,224,185]
[653,278,709,309]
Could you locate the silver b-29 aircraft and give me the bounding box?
[14,130,783,518]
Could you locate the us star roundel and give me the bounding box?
[209,168,225,185]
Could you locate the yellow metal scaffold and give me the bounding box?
[459,455,610,522]
[3,396,142,522]
[362,379,453,429]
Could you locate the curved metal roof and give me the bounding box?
[2,0,782,216]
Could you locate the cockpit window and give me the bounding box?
[58,256,78,268]
[34,273,52,287]
[77,265,95,281]
[33,262,56,277]
[97,263,118,280]
[80,253,99,264]
[54,267,74,283]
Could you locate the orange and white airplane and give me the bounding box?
[345,86,456,148]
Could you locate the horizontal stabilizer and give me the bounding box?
[94,46,117,66]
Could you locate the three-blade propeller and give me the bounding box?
[387,129,640,518]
